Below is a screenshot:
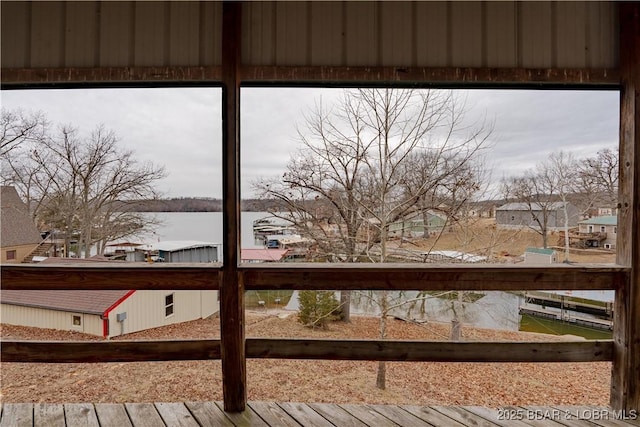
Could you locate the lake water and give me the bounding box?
[138,211,272,248]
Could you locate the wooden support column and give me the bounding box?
[612,2,640,412]
[220,1,245,412]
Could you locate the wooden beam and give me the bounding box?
[0,66,222,86]
[0,263,626,291]
[612,1,640,412]
[0,66,619,87]
[0,264,221,290]
[241,263,628,291]
[0,339,612,364]
[0,340,221,363]
[246,339,613,363]
[240,66,620,87]
[220,0,245,413]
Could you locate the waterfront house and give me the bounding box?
[577,216,618,250]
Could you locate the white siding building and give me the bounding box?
[1,289,219,338]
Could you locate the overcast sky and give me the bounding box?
[1,87,619,199]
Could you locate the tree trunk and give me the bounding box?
[450,319,462,341]
[339,291,351,322]
[376,290,388,389]
[376,361,386,390]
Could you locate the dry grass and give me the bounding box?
[0,313,610,406]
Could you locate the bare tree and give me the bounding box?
[1,110,166,258]
[254,88,491,389]
[1,108,48,157]
[574,148,619,215]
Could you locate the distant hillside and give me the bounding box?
[116,198,284,212]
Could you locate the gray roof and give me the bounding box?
[0,186,42,247]
[496,202,569,212]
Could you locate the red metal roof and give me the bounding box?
[241,249,288,262]
[1,290,133,315]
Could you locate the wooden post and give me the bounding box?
[220,1,245,412]
[612,2,640,412]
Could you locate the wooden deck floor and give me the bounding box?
[1,402,639,427]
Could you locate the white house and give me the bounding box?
[1,288,219,338]
[578,215,618,250]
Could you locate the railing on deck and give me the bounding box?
[1,263,626,365]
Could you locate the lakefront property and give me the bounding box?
[1,1,639,424]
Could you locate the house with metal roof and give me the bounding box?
[0,186,44,263]
[1,287,219,338]
[495,201,580,230]
[1,256,220,338]
[578,215,618,250]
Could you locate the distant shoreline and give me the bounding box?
[116,198,282,213]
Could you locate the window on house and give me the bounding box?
[72,315,82,326]
[614,227,617,233]
[6,250,16,260]
[601,226,606,232]
[165,293,175,317]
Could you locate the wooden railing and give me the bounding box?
[1,263,626,366]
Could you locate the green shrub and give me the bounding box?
[297,290,340,329]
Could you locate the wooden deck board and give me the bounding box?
[94,404,134,427]
[278,402,335,427]
[403,405,468,426]
[33,403,64,427]
[430,406,500,427]
[64,403,100,427]
[0,403,638,426]
[337,403,400,426]
[247,401,302,427]
[366,404,434,426]
[155,403,200,427]
[0,403,32,427]
[309,402,369,427]
[185,401,235,426]
[124,403,166,427]
[212,401,269,426]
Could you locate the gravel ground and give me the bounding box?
[0,312,610,406]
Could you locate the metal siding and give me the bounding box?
[0,305,102,337]
[168,2,200,66]
[485,2,518,68]
[380,2,414,67]
[586,1,618,68]
[105,291,215,338]
[30,1,65,68]
[65,2,98,67]
[243,1,276,66]
[99,2,134,67]
[201,290,220,318]
[1,2,30,68]
[556,2,588,68]
[134,2,167,67]
[415,2,449,67]
[519,2,554,68]
[1,2,620,77]
[274,2,309,66]
[199,1,222,66]
[310,2,344,66]
[451,2,483,67]
[344,2,378,66]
